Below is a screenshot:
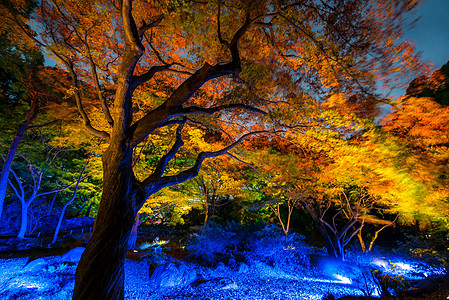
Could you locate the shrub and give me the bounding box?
[186,222,238,264]
[243,224,311,269]
[186,222,312,269]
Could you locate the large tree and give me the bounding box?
[1,0,426,298]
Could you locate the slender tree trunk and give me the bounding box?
[0,95,38,219]
[17,202,29,239]
[85,202,93,217]
[18,205,28,239]
[357,230,367,253]
[316,222,338,259]
[203,200,209,226]
[128,213,139,250]
[47,192,58,216]
[51,164,86,245]
[73,147,139,299]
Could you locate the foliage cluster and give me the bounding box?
[186,222,312,270]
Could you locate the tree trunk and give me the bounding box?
[73,147,138,300]
[17,202,29,239]
[203,200,209,226]
[0,95,38,219]
[47,192,58,216]
[316,222,339,259]
[85,202,93,217]
[333,236,345,261]
[51,166,85,245]
[128,213,139,250]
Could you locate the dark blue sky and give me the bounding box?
[405,0,449,69]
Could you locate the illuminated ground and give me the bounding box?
[0,248,446,299]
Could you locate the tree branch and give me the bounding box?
[131,65,175,90]
[178,103,268,117]
[138,130,267,205]
[87,53,114,126]
[151,120,186,178]
[217,0,229,47]
[138,15,164,40]
[129,9,254,148]
[66,60,111,141]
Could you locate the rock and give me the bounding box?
[61,247,85,263]
[228,258,237,268]
[149,262,197,287]
[322,294,336,300]
[215,262,227,273]
[194,277,237,290]
[23,257,47,272]
[371,258,390,271]
[238,263,249,274]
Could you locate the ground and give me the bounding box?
[0,227,447,300]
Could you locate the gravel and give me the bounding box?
[0,252,445,299]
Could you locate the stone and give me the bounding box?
[194,277,237,290]
[238,263,249,274]
[61,247,85,263]
[228,258,237,268]
[23,258,47,272]
[149,262,197,287]
[215,262,227,273]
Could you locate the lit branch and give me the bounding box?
[178,103,268,117]
[138,15,164,40]
[66,61,110,141]
[138,130,268,205]
[151,120,186,178]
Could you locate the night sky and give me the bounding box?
[405,0,449,69]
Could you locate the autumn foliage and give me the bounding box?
[1,0,447,299]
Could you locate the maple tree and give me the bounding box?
[0,0,428,298]
[381,66,449,229]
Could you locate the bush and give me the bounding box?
[243,224,311,269]
[186,222,238,264]
[186,222,312,269]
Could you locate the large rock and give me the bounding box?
[238,263,249,274]
[61,246,85,263]
[194,277,238,290]
[23,257,48,272]
[149,262,197,287]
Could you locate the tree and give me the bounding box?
[7,152,80,238]
[406,61,449,105]
[50,159,88,245]
[1,0,426,297]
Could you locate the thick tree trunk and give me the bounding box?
[73,147,138,300]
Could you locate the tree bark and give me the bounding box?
[51,162,87,245]
[73,147,138,300]
[17,202,30,239]
[128,213,139,250]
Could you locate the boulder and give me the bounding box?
[23,258,47,272]
[215,262,227,273]
[238,263,249,274]
[194,277,238,290]
[149,262,197,287]
[61,247,85,263]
